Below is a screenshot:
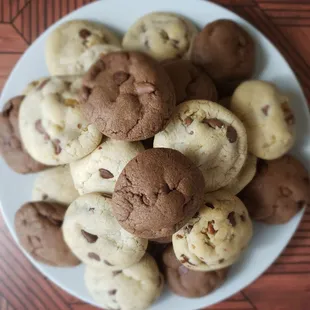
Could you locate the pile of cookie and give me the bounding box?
[1,12,309,310]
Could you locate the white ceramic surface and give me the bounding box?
[0,0,309,309]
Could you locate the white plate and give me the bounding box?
[0,0,309,309]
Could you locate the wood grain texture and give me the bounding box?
[0,0,309,309]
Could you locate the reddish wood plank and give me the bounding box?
[0,24,27,52]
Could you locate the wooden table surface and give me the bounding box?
[0,0,310,309]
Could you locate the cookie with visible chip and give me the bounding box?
[46,20,121,75]
[112,148,205,239]
[0,96,47,174]
[231,80,295,160]
[239,155,310,224]
[32,165,79,205]
[163,59,218,104]
[85,254,163,310]
[172,191,253,271]
[154,100,247,192]
[70,137,144,195]
[122,12,198,61]
[63,193,148,270]
[80,51,176,141]
[19,76,102,165]
[15,201,80,266]
[191,19,255,96]
[163,245,229,297]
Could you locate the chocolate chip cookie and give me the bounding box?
[63,193,148,270]
[15,201,80,266]
[191,19,255,96]
[163,59,218,104]
[239,155,310,224]
[80,51,176,141]
[231,80,296,160]
[0,96,47,174]
[112,148,205,239]
[154,100,248,192]
[19,76,102,165]
[122,12,198,61]
[173,191,253,271]
[163,245,229,297]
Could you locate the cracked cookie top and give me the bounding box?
[112,148,205,239]
[172,190,253,272]
[14,201,80,267]
[163,59,218,104]
[80,51,176,141]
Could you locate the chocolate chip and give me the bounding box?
[37,79,50,90]
[79,28,91,39]
[176,234,183,239]
[184,116,193,126]
[261,105,270,116]
[297,200,306,209]
[208,221,217,235]
[240,214,246,222]
[113,71,130,85]
[159,30,169,41]
[178,265,189,275]
[226,126,237,143]
[52,139,62,155]
[77,123,82,129]
[104,260,113,266]
[98,146,102,150]
[99,168,114,179]
[81,86,91,101]
[42,194,48,200]
[285,114,295,125]
[144,39,150,49]
[203,118,224,129]
[170,39,179,48]
[2,101,14,117]
[205,202,214,209]
[179,254,194,265]
[88,252,100,261]
[81,230,98,243]
[108,289,117,295]
[281,102,295,125]
[227,212,236,227]
[280,186,292,197]
[112,270,122,276]
[89,208,95,212]
[219,259,224,264]
[184,224,193,234]
[135,82,155,95]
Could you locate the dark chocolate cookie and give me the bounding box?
[112,148,205,239]
[162,246,229,298]
[0,96,47,174]
[15,201,80,266]
[163,59,218,104]
[191,19,255,96]
[80,51,176,141]
[239,155,310,224]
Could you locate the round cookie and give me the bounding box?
[163,59,218,104]
[231,80,296,160]
[191,19,255,96]
[80,51,176,141]
[85,254,163,310]
[63,193,148,270]
[46,20,121,75]
[122,12,198,61]
[172,191,253,271]
[163,245,229,297]
[222,153,257,195]
[15,201,80,266]
[239,155,310,224]
[0,96,47,174]
[32,165,79,205]
[154,100,248,192]
[70,138,144,195]
[19,76,102,165]
[112,148,205,239]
